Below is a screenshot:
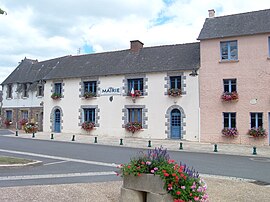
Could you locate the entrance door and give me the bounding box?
[171,109,181,139]
[54,109,61,133]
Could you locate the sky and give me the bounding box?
[0,0,270,84]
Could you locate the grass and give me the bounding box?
[0,156,33,165]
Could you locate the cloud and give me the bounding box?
[0,0,270,83]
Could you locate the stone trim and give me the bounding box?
[123,74,148,96]
[79,105,100,127]
[79,77,100,98]
[165,105,186,139]
[50,106,63,132]
[164,72,186,95]
[122,105,147,129]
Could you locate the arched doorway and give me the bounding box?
[54,109,61,133]
[171,109,181,139]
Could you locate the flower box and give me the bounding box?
[221,91,238,101]
[119,147,208,202]
[4,120,12,128]
[51,93,61,100]
[168,88,181,97]
[83,92,96,99]
[247,127,267,138]
[125,122,142,133]
[19,119,28,126]
[23,122,38,133]
[81,122,95,132]
[221,128,238,137]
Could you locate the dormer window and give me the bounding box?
[22,84,28,98]
[37,85,43,97]
[7,84,12,99]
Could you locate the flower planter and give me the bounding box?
[121,174,173,202]
[221,91,238,102]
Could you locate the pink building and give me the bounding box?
[198,9,270,145]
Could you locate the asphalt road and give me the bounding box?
[0,134,270,187]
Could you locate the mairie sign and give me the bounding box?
[101,87,121,95]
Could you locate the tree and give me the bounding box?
[0,8,7,15]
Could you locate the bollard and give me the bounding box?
[179,142,183,150]
[94,136,97,143]
[252,146,257,155]
[148,140,152,147]
[32,133,35,138]
[71,135,75,141]
[15,130,18,136]
[51,133,54,140]
[120,138,123,145]
[214,144,218,152]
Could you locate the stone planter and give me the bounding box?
[120,174,173,202]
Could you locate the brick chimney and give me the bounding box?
[208,9,215,18]
[130,40,144,52]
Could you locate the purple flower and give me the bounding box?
[154,167,158,171]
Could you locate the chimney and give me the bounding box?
[130,40,144,52]
[208,9,215,18]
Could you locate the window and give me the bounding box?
[83,108,95,123]
[21,110,28,120]
[223,79,237,92]
[37,85,43,96]
[128,78,143,95]
[170,76,181,89]
[128,108,142,124]
[84,81,97,94]
[54,83,62,95]
[223,112,236,128]
[22,84,28,97]
[220,41,238,60]
[250,113,263,128]
[6,110,12,121]
[7,84,12,98]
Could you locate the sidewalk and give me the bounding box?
[7,130,270,157]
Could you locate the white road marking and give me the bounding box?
[43,160,69,166]
[0,171,116,181]
[201,174,256,183]
[0,149,118,168]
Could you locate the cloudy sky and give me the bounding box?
[0,0,269,84]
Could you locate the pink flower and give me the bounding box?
[194,196,199,201]
[146,161,151,165]
[181,186,185,190]
[151,170,155,173]
[154,167,158,171]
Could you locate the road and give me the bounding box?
[0,132,270,187]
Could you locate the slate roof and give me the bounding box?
[1,56,70,85]
[2,42,200,84]
[198,8,270,40]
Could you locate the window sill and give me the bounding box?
[6,98,12,100]
[37,96,43,98]
[22,97,28,99]
[219,60,239,63]
[81,97,98,100]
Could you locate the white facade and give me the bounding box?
[2,84,43,108]
[44,71,199,141]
